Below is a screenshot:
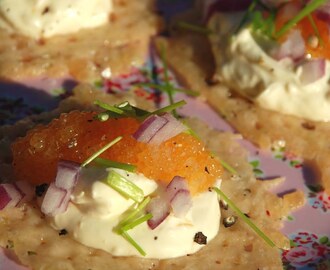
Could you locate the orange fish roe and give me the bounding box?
[12,111,222,194]
[275,0,330,59]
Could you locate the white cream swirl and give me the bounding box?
[0,0,112,39]
[212,13,330,122]
[51,168,221,259]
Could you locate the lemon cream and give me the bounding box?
[51,168,221,259]
[0,0,112,39]
[211,13,330,122]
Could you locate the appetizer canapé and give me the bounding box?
[0,86,303,269]
[158,0,330,194]
[0,0,161,81]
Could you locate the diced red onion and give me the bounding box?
[150,113,187,145]
[170,189,192,218]
[166,176,189,201]
[14,181,34,203]
[166,176,192,218]
[41,183,72,216]
[147,176,192,229]
[133,115,168,143]
[300,59,326,85]
[55,160,81,190]
[40,160,80,216]
[133,113,187,145]
[146,196,170,230]
[0,184,23,210]
[271,30,305,61]
[316,1,330,23]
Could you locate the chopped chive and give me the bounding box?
[150,100,186,116]
[81,136,122,167]
[159,44,178,117]
[212,187,277,248]
[175,21,213,35]
[120,213,153,231]
[235,0,258,34]
[115,101,150,117]
[94,157,136,172]
[120,230,147,256]
[183,127,200,140]
[94,100,124,114]
[105,170,144,203]
[115,199,152,256]
[307,14,323,46]
[274,0,327,38]
[219,159,237,175]
[118,197,151,227]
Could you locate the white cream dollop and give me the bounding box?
[0,0,112,39]
[51,168,221,259]
[212,13,330,122]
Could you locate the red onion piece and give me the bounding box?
[149,114,187,145]
[0,184,23,210]
[170,189,192,218]
[0,185,14,210]
[14,181,34,203]
[271,30,305,61]
[147,176,192,229]
[316,1,330,23]
[166,176,189,201]
[146,196,170,230]
[41,183,72,216]
[40,160,80,216]
[300,59,326,85]
[133,115,168,143]
[166,176,192,218]
[55,160,81,190]
[133,113,187,145]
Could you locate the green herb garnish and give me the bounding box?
[105,170,144,203]
[120,213,153,232]
[95,100,186,122]
[251,9,276,38]
[235,0,258,34]
[115,197,152,256]
[219,159,238,175]
[118,197,151,227]
[307,13,323,46]
[212,187,276,248]
[150,100,186,116]
[120,230,147,256]
[274,0,327,38]
[81,136,122,167]
[94,157,136,172]
[94,100,124,114]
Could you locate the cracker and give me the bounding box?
[0,0,162,82]
[0,86,303,269]
[155,24,330,194]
